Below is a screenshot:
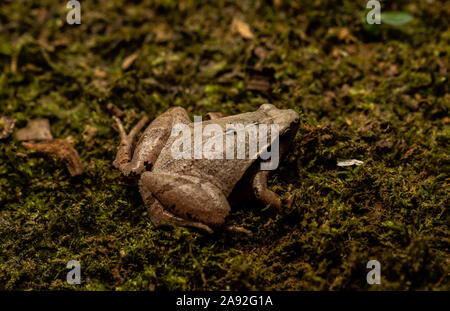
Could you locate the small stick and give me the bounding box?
[107,103,125,118]
[22,139,84,176]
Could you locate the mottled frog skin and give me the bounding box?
[113,104,299,234]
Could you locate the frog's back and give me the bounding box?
[153,110,275,196]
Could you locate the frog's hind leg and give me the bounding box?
[140,172,252,235]
[139,176,215,234]
[113,116,149,176]
[252,170,282,211]
[112,107,191,176]
[140,171,231,232]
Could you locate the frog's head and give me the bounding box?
[258,103,300,138]
[256,104,300,170]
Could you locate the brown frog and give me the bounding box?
[112,104,299,234]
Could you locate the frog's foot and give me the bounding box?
[252,170,282,212]
[112,116,149,176]
[140,171,231,232]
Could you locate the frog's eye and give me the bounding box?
[225,129,236,136]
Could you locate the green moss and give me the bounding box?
[0,0,448,291]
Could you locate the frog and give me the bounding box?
[112,103,300,234]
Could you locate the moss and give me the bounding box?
[0,0,448,290]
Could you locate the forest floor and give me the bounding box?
[0,0,448,290]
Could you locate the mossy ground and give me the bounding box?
[0,0,449,290]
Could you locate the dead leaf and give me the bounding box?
[254,46,268,59]
[0,116,17,139]
[232,18,254,40]
[273,0,282,9]
[23,63,42,72]
[338,27,356,43]
[246,67,274,91]
[401,95,419,111]
[247,79,271,91]
[385,64,399,77]
[121,51,140,71]
[94,68,107,79]
[107,103,125,118]
[154,23,174,42]
[11,51,18,73]
[401,148,416,160]
[15,119,53,141]
[82,125,98,147]
[217,70,244,83]
[22,139,84,176]
[375,139,394,150]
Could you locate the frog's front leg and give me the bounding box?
[139,172,231,232]
[252,170,282,211]
[252,114,298,211]
[113,107,190,176]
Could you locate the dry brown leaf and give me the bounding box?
[22,139,84,176]
[82,125,98,147]
[94,68,107,79]
[121,51,140,71]
[0,116,17,139]
[107,103,125,118]
[232,18,254,40]
[246,67,274,91]
[338,27,356,43]
[375,139,394,150]
[273,0,282,9]
[15,119,53,141]
[254,46,268,59]
[385,64,399,77]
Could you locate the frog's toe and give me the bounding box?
[150,203,215,234]
[252,170,282,212]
